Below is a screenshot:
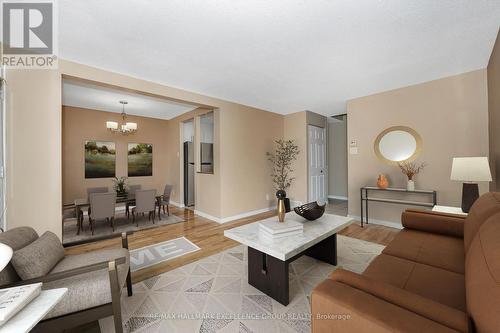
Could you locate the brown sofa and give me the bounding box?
[311,192,500,333]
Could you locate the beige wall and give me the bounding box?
[284,111,308,204]
[347,69,489,225]
[6,69,62,237]
[219,107,283,217]
[62,106,170,205]
[488,30,500,191]
[328,117,348,198]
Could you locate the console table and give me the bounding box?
[360,187,437,227]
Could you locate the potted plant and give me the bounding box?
[267,140,300,212]
[397,161,426,191]
[112,176,128,197]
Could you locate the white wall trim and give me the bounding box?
[170,200,185,208]
[328,195,348,200]
[195,206,276,224]
[348,215,403,230]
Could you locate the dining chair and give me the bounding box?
[131,190,157,227]
[126,185,142,218]
[77,187,110,231]
[89,192,117,235]
[157,184,173,219]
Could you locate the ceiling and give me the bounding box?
[62,80,198,120]
[59,0,500,115]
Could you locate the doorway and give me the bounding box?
[182,119,195,208]
[327,114,348,216]
[308,125,327,204]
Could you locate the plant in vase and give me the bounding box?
[112,176,128,197]
[267,140,300,217]
[397,161,426,191]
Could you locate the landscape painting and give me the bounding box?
[85,141,116,178]
[128,143,153,177]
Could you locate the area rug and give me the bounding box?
[62,211,185,245]
[130,237,201,272]
[99,235,384,333]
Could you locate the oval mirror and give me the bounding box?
[374,126,422,164]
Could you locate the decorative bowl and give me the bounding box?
[294,202,326,221]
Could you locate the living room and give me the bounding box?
[0,1,499,333]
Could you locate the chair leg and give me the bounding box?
[167,205,170,216]
[152,210,155,224]
[89,218,94,236]
[126,268,133,297]
[110,216,115,232]
[163,205,166,214]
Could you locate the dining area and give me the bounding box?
[63,183,183,245]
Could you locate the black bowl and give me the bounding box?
[294,202,326,221]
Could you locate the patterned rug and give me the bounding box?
[99,235,385,333]
[130,237,201,272]
[62,211,185,245]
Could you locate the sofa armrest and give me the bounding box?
[401,209,465,238]
[314,269,468,332]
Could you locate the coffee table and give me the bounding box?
[224,212,353,305]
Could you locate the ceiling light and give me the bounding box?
[106,101,137,134]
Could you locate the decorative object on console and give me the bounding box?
[294,201,326,221]
[374,126,422,165]
[398,160,426,191]
[377,174,389,189]
[450,157,492,213]
[106,101,138,135]
[267,140,300,213]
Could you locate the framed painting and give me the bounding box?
[84,141,116,178]
[128,143,153,177]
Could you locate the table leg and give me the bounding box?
[305,233,337,266]
[248,247,289,306]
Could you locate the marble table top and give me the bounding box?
[224,212,353,261]
[0,288,67,333]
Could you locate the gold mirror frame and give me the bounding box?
[374,126,422,165]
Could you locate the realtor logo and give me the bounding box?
[1,1,57,68]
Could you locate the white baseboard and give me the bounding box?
[170,200,185,208]
[328,195,348,200]
[348,215,403,230]
[195,206,276,224]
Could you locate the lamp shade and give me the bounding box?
[106,121,118,130]
[450,157,492,182]
[0,243,13,271]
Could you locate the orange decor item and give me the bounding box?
[377,174,389,189]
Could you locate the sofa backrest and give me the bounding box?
[0,227,39,286]
[464,192,500,253]
[465,212,500,332]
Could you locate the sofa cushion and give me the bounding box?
[382,229,465,274]
[363,254,466,311]
[44,248,130,319]
[11,231,63,280]
[465,212,500,332]
[0,227,38,286]
[464,192,500,253]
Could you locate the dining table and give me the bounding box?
[73,194,163,235]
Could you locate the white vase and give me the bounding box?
[407,180,415,191]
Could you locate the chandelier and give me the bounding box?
[106,101,138,134]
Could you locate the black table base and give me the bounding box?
[247,233,337,306]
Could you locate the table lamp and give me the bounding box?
[0,243,12,271]
[451,157,492,213]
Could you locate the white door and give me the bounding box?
[308,125,327,204]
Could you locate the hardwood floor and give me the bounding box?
[65,206,398,283]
